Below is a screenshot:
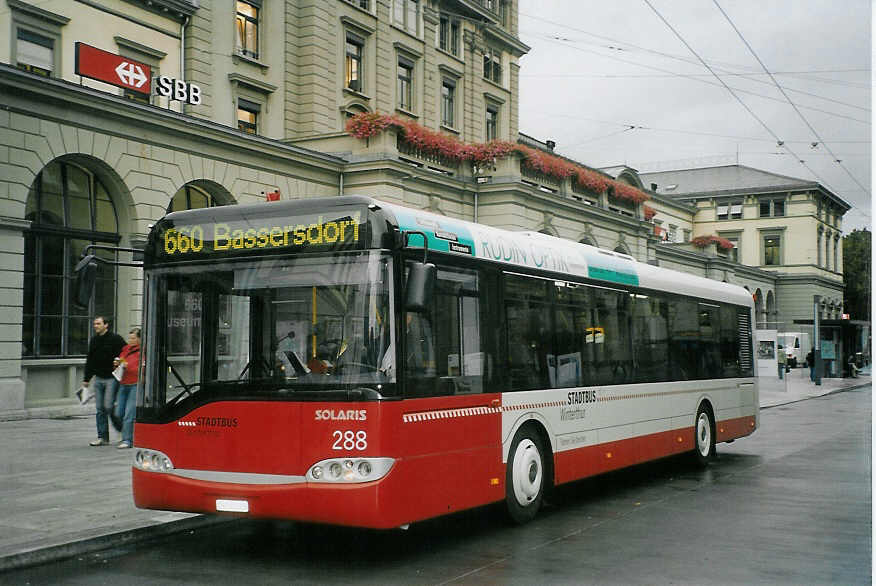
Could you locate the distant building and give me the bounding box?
[640,165,849,329]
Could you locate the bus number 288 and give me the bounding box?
[332,430,367,451]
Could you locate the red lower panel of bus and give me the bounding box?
[132,407,754,528]
[554,415,756,485]
[715,415,757,443]
[132,396,506,529]
[132,449,505,530]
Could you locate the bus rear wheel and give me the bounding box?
[505,426,546,524]
[693,405,715,467]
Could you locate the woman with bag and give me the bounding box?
[113,328,141,449]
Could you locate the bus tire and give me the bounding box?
[505,426,546,524]
[693,404,715,467]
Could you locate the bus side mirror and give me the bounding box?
[405,262,436,312]
[73,254,98,309]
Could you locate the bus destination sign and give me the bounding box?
[157,212,364,258]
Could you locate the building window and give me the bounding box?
[760,198,786,218]
[717,200,742,220]
[723,238,739,262]
[825,237,831,271]
[397,57,413,111]
[441,79,456,128]
[439,14,460,56]
[235,0,260,59]
[168,184,224,214]
[16,29,54,77]
[23,160,119,357]
[763,235,781,266]
[485,105,499,141]
[345,33,364,92]
[345,0,370,9]
[237,99,260,134]
[833,237,839,271]
[393,0,419,36]
[483,48,502,84]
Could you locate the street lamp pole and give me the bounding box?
[814,295,822,386]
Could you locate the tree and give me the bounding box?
[842,229,871,320]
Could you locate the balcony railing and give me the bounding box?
[520,163,559,187]
[397,135,459,170]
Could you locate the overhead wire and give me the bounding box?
[525,33,869,125]
[711,0,871,199]
[519,13,871,91]
[640,0,857,208]
[534,111,869,145]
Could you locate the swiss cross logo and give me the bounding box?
[114,62,148,89]
[75,42,152,94]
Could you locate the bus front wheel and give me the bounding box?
[505,426,546,524]
[693,405,715,467]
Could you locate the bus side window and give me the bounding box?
[553,284,589,388]
[591,289,632,386]
[698,304,722,379]
[632,294,670,383]
[405,264,493,397]
[504,275,551,391]
[668,298,698,381]
[719,304,740,377]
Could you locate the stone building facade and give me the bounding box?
[0,0,849,412]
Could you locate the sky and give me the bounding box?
[517,0,871,233]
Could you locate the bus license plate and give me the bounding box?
[216,499,249,513]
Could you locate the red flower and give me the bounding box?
[344,113,650,202]
[691,235,735,250]
[610,181,649,204]
[643,205,657,220]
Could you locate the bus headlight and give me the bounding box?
[133,448,174,473]
[307,457,393,483]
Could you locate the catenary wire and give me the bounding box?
[712,0,871,197]
[640,0,857,208]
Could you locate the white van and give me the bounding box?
[778,332,811,368]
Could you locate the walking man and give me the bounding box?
[84,316,125,446]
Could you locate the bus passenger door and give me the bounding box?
[397,264,503,519]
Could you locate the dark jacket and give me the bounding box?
[84,331,126,380]
[806,351,815,367]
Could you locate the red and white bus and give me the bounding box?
[131,196,758,527]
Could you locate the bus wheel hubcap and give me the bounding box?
[697,413,711,457]
[512,439,542,505]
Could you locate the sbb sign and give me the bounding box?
[74,42,201,105]
[154,76,202,105]
[75,42,151,94]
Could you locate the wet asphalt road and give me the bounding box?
[4,387,870,585]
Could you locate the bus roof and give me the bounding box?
[147,195,752,308]
[379,199,753,308]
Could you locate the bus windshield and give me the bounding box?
[140,251,395,418]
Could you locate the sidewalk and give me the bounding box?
[0,373,870,573]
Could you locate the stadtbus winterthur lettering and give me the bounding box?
[162,216,361,256]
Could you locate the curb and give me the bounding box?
[0,404,96,422]
[761,381,870,410]
[0,515,233,574]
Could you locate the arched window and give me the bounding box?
[23,160,119,357]
[168,183,222,213]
